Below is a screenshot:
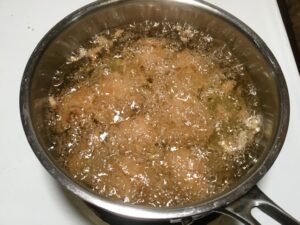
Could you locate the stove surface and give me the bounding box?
[0,0,299,224]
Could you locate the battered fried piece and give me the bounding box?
[48,24,262,207]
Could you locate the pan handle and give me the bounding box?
[214,185,300,225]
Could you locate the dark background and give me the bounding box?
[278,0,300,71]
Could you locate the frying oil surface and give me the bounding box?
[47,21,262,207]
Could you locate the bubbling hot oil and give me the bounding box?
[47,21,262,207]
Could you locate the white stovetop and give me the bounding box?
[0,0,299,224]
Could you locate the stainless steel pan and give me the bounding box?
[19,0,299,224]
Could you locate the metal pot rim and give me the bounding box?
[19,0,290,220]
